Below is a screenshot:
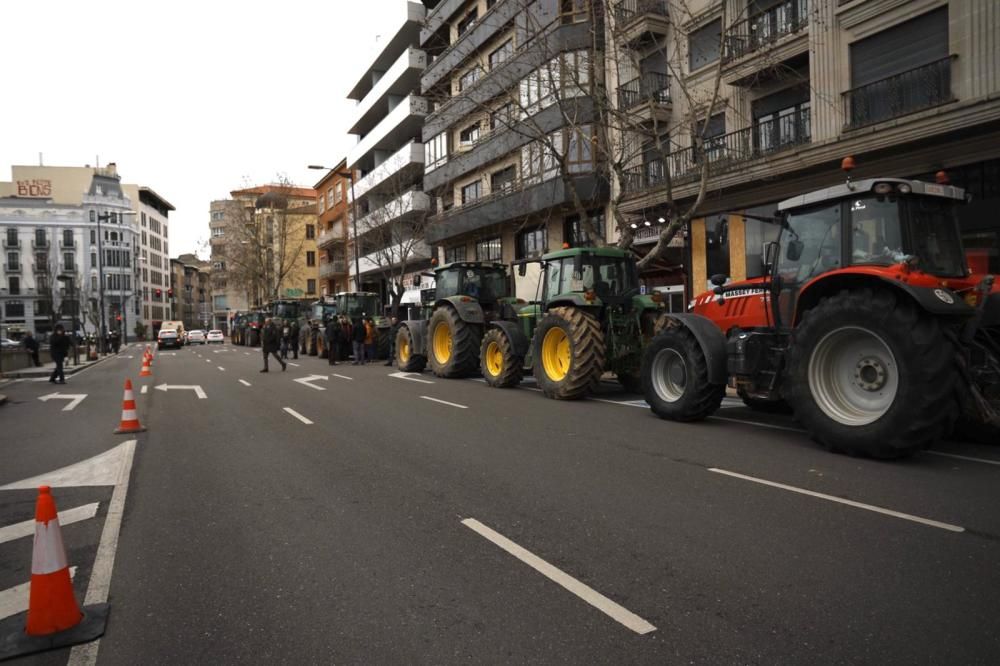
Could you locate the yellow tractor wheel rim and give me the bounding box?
[432,322,452,364]
[485,340,503,377]
[399,337,410,362]
[541,327,571,381]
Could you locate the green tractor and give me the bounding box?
[481,246,668,399]
[394,262,518,376]
[334,291,393,359]
[305,297,339,357]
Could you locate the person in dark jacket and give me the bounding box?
[325,319,342,365]
[22,332,41,367]
[289,320,300,359]
[340,316,352,361]
[351,316,367,365]
[49,325,71,384]
[261,318,286,373]
[384,316,399,366]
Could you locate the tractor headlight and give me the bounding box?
[873,182,893,195]
[897,183,912,194]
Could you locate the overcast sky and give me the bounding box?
[1,0,400,259]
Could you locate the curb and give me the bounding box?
[0,352,116,380]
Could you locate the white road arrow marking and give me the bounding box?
[0,567,78,621]
[389,371,434,384]
[154,384,207,399]
[0,503,100,545]
[0,441,135,490]
[38,392,88,411]
[332,374,354,381]
[293,375,329,391]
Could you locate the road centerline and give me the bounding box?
[461,518,656,635]
[283,407,313,425]
[421,396,468,409]
[708,468,965,532]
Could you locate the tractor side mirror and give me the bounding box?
[710,273,728,287]
[517,263,527,277]
[785,239,804,262]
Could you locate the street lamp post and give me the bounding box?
[308,165,361,291]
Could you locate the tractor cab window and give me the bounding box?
[778,203,842,285]
[272,302,299,320]
[339,294,379,317]
[545,254,636,298]
[849,197,905,266]
[905,197,965,277]
[459,268,507,301]
[436,269,460,298]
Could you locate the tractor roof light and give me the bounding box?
[935,170,950,184]
[873,182,893,195]
[897,183,912,194]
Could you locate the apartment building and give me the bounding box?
[123,184,174,332]
[169,253,211,330]
[312,161,352,296]
[209,186,319,330]
[345,0,434,300]
[419,0,611,297]
[0,164,140,339]
[615,0,1000,295]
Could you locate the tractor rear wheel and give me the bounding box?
[428,306,480,378]
[480,328,523,388]
[532,306,605,400]
[785,288,957,458]
[642,327,724,421]
[396,326,426,373]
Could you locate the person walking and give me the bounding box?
[22,331,41,367]
[324,317,342,366]
[364,317,376,364]
[289,319,300,359]
[260,317,286,373]
[384,316,399,366]
[49,325,70,384]
[351,316,367,365]
[279,321,291,360]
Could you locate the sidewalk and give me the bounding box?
[0,344,138,380]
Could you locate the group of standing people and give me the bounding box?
[323,314,398,366]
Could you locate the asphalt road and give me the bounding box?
[1,341,998,664]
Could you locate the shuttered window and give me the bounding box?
[850,8,948,87]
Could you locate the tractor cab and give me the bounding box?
[309,299,338,326]
[334,292,381,320]
[434,262,509,305]
[540,247,641,309]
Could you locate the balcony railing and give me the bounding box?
[843,56,954,129]
[3,237,21,248]
[317,225,346,249]
[32,238,48,249]
[319,259,348,279]
[622,114,810,194]
[618,72,670,109]
[3,263,22,273]
[723,0,809,63]
[614,0,668,23]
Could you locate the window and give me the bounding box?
[212,227,224,237]
[695,113,727,163]
[91,276,98,290]
[489,39,513,70]
[688,19,721,71]
[457,8,478,36]
[516,227,547,259]
[444,245,466,264]
[90,229,96,244]
[564,210,605,247]
[491,103,514,130]
[459,67,480,91]
[63,229,74,247]
[490,166,517,194]
[426,132,449,172]
[306,279,316,295]
[5,301,24,318]
[8,277,19,295]
[520,140,559,185]
[91,252,97,266]
[475,237,502,262]
[459,123,481,146]
[35,252,47,270]
[306,224,315,239]
[334,184,344,204]
[64,252,75,271]
[562,50,590,96]
[461,180,482,204]
[35,229,46,246]
[306,251,316,267]
[753,87,810,153]
[566,125,594,172]
[7,252,20,270]
[561,0,588,24]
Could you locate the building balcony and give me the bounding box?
[617,72,671,123]
[621,114,811,196]
[3,237,21,249]
[4,263,22,273]
[347,0,426,102]
[613,0,669,47]
[60,239,75,249]
[32,238,48,249]
[319,258,348,279]
[356,239,432,275]
[426,172,609,244]
[317,222,347,250]
[351,141,425,202]
[349,48,427,137]
[722,0,809,84]
[843,56,955,130]
[353,189,431,236]
[33,263,49,274]
[347,95,428,173]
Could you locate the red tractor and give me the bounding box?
[641,166,999,458]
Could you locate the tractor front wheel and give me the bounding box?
[396,326,426,373]
[480,328,523,388]
[532,306,605,400]
[641,327,724,421]
[428,307,480,378]
[784,288,956,458]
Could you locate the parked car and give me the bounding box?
[1,337,18,348]
[188,329,206,344]
[157,328,181,349]
[206,330,224,344]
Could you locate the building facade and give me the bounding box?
[419,0,611,298]
[346,0,434,301]
[313,161,352,296]
[169,253,211,331]
[123,184,174,334]
[0,164,140,340]
[615,0,1000,298]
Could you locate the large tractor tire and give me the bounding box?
[532,306,605,400]
[784,288,957,459]
[428,307,480,378]
[738,387,793,414]
[396,326,426,373]
[376,328,392,360]
[480,328,523,388]
[642,327,725,421]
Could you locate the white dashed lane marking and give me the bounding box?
[283,407,313,425]
[420,396,468,409]
[239,379,251,387]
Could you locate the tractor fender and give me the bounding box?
[487,320,531,358]
[401,320,429,357]
[438,297,485,324]
[795,273,975,324]
[662,313,729,385]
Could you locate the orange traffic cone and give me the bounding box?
[139,355,152,377]
[0,486,109,659]
[113,379,146,434]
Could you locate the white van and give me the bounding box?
[160,321,186,346]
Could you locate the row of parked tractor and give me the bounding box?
[236,171,1000,460]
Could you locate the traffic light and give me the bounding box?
[155,288,162,298]
[167,288,173,298]
[116,314,122,322]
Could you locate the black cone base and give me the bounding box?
[0,603,109,661]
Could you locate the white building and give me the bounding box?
[123,184,174,330]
